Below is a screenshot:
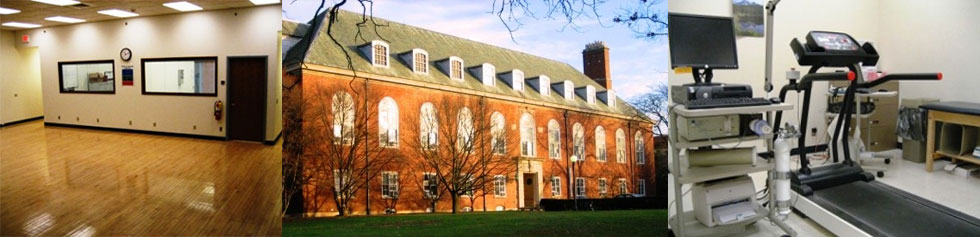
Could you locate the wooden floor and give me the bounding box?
[0,121,281,236]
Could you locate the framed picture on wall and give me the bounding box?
[122,66,134,86]
[733,0,765,37]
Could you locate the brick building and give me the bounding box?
[282,10,656,216]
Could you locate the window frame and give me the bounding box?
[412,49,428,74]
[381,171,399,199]
[371,41,390,67]
[636,179,646,196]
[551,176,562,197]
[140,56,219,96]
[548,120,561,159]
[575,177,586,198]
[422,172,439,198]
[494,175,507,197]
[491,112,506,155]
[378,97,400,148]
[635,131,646,164]
[573,123,585,160]
[519,113,536,157]
[596,126,607,162]
[598,178,607,197]
[332,91,356,144]
[449,57,464,80]
[58,59,117,94]
[616,129,627,163]
[420,102,438,149]
[618,178,628,195]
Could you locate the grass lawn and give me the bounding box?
[284,209,668,236]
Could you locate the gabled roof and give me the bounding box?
[282,10,650,122]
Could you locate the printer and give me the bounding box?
[671,84,753,104]
[692,175,759,227]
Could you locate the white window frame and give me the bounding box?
[551,176,562,197]
[636,179,646,196]
[420,102,438,149]
[586,85,596,104]
[491,112,506,155]
[482,63,496,86]
[448,56,464,81]
[512,70,524,91]
[378,97,399,148]
[423,172,438,198]
[457,107,474,152]
[370,40,390,67]
[616,129,626,163]
[333,169,353,198]
[548,120,561,159]
[332,91,355,145]
[563,81,574,100]
[494,175,507,197]
[635,131,646,164]
[598,178,607,197]
[539,75,551,96]
[596,126,606,162]
[462,174,475,197]
[575,177,586,197]
[381,171,399,199]
[573,123,584,160]
[619,178,628,195]
[412,49,428,74]
[520,113,535,157]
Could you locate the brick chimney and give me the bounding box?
[582,41,611,89]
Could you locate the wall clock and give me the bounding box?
[120,48,132,61]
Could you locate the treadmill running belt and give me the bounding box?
[809,181,980,236]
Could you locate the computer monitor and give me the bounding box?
[668,13,739,85]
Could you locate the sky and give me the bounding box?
[282,0,668,100]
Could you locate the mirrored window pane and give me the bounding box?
[59,60,115,93]
[142,57,217,96]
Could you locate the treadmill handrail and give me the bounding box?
[862,73,942,88]
[800,71,855,83]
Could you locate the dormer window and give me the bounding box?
[527,75,551,96]
[413,50,428,74]
[438,56,465,81]
[598,90,616,108]
[468,63,495,86]
[358,40,390,67]
[398,48,428,74]
[587,85,596,104]
[500,69,524,91]
[563,81,574,100]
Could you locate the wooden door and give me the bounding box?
[227,56,267,142]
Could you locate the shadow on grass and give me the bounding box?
[284,209,668,237]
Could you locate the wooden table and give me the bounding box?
[924,102,980,171]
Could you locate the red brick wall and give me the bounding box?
[294,69,654,215]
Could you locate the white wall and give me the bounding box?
[878,0,980,103]
[668,0,881,146]
[1,30,44,124]
[16,5,282,141]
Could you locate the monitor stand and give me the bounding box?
[687,68,723,86]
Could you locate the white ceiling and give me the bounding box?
[0,0,277,30]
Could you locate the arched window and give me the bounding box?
[420,102,438,149]
[412,49,428,74]
[449,57,464,80]
[595,126,606,162]
[548,120,561,159]
[457,107,474,152]
[635,131,646,164]
[491,112,506,154]
[378,97,399,147]
[573,123,584,161]
[520,113,535,157]
[616,129,626,163]
[332,91,355,144]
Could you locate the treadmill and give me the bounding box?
[775,31,980,236]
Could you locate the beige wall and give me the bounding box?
[1,30,44,125]
[15,5,282,141]
[668,0,881,145]
[878,0,980,103]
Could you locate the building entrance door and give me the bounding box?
[523,173,537,208]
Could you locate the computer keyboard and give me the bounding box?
[685,97,773,110]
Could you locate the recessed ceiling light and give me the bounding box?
[249,0,280,5]
[97,9,139,18]
[32,0,81,6]
[0,7,21,15]
[45,16,86,23]
[163,1,203,12]
[2,22,42,28]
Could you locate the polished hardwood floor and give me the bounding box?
[0,121,281,236]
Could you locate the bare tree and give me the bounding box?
[629,83,668,136]
[405,96,514,214]
[282,95,317,217]
[302,80,403,216]
[613,0,668,39]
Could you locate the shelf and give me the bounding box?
[670,157,770,184]
[826,112,872,120]
[669,206,766,237]
[672,135,764,149]
[673,103,793,117]
[936,151,980,165]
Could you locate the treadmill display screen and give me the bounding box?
[811,32,859,51]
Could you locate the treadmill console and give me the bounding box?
[807,31,860,52]
[791,31,879,67]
